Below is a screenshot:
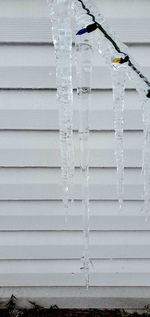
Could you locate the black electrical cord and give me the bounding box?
[77,0,150,98]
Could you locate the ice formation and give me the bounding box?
[112,68,126,209]
[142,96,150,221]
[74,0,150,214]
[73,0,94,289]
[75,34,92,289]
[48,0,150,288]
[48,0,74,214]
[73,0,128,208]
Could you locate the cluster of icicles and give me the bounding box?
[47,0,150,288]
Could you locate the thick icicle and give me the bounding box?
[112,68,126,209]
[75,34,92,289]
[48,0,74,214]
[73,0,93,288]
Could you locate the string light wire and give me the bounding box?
[77,0,150,98]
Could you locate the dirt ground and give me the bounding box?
[1,307,150,317]
[1,296,150,317]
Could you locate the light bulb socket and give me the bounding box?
[86,23,98,33]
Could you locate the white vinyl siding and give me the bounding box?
[0,0,150,310]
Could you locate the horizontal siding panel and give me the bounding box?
[0,66,149,89]
[0,168,144,200]
[2,259,150,273]
[0,215,149,231]
[0,45,149,67]
[0,18,149,43]
[0,200,147,231]
[95,0,150,19]
[0,18,50,43]
[0,108,142,130]
[0,131,143,167]
[0,66,52,89]
[0,109,59,130]
[1,231,149,246]
[0,90,143,130]
[0,245,150,260]
[0,200,144,215]
[0,231,149,260]
[0,43,149,88]
[1,273,150,287]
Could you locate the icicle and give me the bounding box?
[49,0,74,215]
[125,60,150,221]
[111,66,126,209]
[75,34,92,289]
[141,95,150,222]
[126,66,150,221]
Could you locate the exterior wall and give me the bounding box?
[0,0,150,309]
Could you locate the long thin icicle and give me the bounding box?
[75,34,92,289]
[142,96,150,221]
[112,68,126,209]
[49,0,74,214]
[127,68,150,221]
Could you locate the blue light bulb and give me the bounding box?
[76,28,87,35]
